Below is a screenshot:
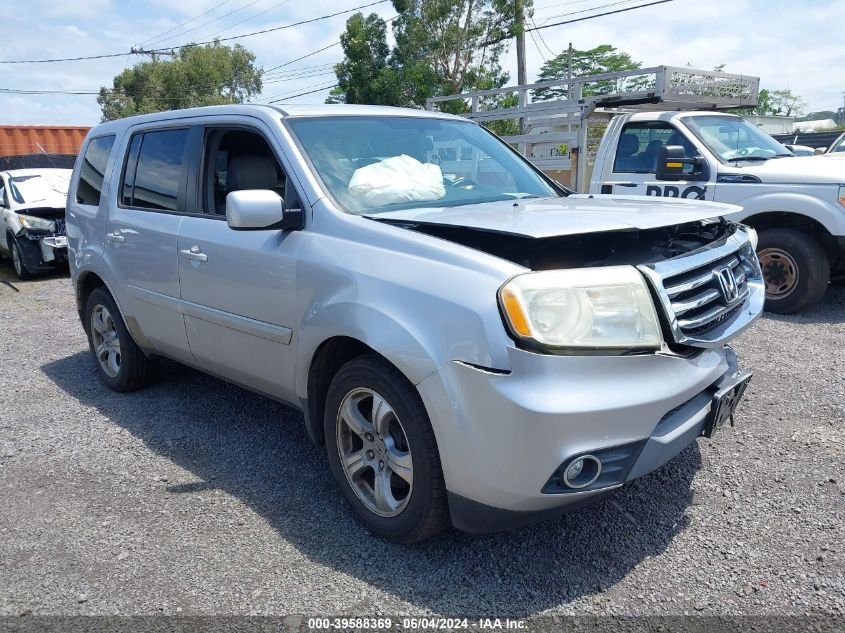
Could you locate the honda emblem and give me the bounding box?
[715,266,739,304]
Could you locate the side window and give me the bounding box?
[121,129,189,212]
[75,135,116,206]
[613,122,697,174]
[202,129,287,216]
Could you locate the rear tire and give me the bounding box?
[84,287,157,392]
[757,228,829,314]
[323,354,449,543]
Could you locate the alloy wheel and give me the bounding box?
[90,304,122,378]
[336,387,413,517]
[11,243,23,276]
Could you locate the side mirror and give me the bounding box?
[226,189,303,231]
[655,145,706,181]
[814,147,827,155]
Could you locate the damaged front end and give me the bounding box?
[12,208,68,269]
[380,215,764,352]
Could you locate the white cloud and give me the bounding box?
[0,0,842,126]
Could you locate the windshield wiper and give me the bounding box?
[725,156,770,162]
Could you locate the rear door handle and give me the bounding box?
[615,182,638,187]
[180,245,208,262]
[106,232,125,243]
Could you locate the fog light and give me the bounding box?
[562,454,602,489]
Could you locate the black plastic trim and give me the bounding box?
[448,490,614,534]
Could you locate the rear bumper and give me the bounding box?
[417,345,744,532]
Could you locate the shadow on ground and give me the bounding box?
[761,285,844,325]
[42,349,702,616]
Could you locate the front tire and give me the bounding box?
[9,237,35,280]
[84,287,157,392]
[757,228,829,314]
[324,354,449,543]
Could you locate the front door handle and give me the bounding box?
[180,245,208,262]
[615,182,638,187]
[106,232,125,243]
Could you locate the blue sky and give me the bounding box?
[1,0,843,126]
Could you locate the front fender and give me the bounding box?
[719,188,845,236]
[295,301,445,400]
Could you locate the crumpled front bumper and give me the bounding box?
[16,232,68,269]
[417,345,744,533]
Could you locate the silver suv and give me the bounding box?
[67,104,763,542]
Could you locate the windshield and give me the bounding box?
[287,116,557,215]
[830,134,845,153]
[684,116,791,161]
[9,172,70,205]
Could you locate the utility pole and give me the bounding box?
[515,0,527,134]
[515,0,527,87]
[567,42,573,99]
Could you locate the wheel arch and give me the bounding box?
[741,211,840,262]
[304,336,389,445]
[76,270,108,316]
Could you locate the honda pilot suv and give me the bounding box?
[67,105,763,542]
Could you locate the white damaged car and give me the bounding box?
[0,168,72,279]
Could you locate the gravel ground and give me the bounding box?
[0,260,843,619]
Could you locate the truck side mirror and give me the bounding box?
[656,145,706,181]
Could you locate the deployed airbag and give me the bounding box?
[348,154,445,206]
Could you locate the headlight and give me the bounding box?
[499,266,662,351]
[18,214,56,232]
[744,225,758,250]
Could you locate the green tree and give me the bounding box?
[328,1,530,109]
[327,13,400,105]
[98,42,262,121]
[730,88,806,117]
[533,44,642,101]
[768,89,806,117]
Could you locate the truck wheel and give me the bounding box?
[324,354,449,543]
[757,228,829,314]
[9,237,35,280]
[84,287,157,392]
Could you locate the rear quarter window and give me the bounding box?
[76,135,116,206]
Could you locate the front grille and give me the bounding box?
[54,219,67,235]
[662,251,748,336]
[638,232,764,347]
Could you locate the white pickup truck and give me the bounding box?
[588,111,845,313]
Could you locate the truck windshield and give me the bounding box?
[684,116,792,161]
[287,116,557,215]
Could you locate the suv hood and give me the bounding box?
[367,195,741,239]
[723,155,844,183]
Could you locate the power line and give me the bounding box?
[261,14,397,75]
[528,16,556,57]
[204,0,294,41]
[534,0,643,24]
[267,83,338,103]
[146,0,266,47]
[139,0,236,47]
[0,0,389,65]
[526,0,674,32]
[262,42,341,74]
